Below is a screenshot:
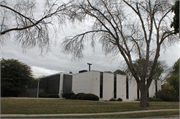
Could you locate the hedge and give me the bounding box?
[62,92,75,99]
[147,97,162,101]
[39,93,59,98]
[70,94,76,99]
[81,93,99,101]
[117,98,123,101]
[135,97,163,101]
[76,94,85,100]
[64,93,99,101]
[74,93,84,99]
[109,98,123,101]
[109,98,116,101]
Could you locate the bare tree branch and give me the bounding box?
[0,4,36,27]
[61,0,178,107]
[0,0,73,53]
[123,0,148,43]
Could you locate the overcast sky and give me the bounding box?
[1,27,179,78]
[0,0,179,78]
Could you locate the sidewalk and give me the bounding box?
[1,109,179,118]
[143,115,179,119]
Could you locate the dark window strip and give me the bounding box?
[137,88,139,99]
[114,74,117,98]
[155,80,158,98]
[100,72,103,98]
[126,76,129,99]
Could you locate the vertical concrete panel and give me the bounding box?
[72,72,93,94]
[129,77,137,100]
[116,75,126,101]
[157,80,161,91]
[103,73,114,100]
[58,74,61,97]
[92,72,100,98]
[149,80,156,97]
[59,73,64,98]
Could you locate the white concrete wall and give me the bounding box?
[129,77,137,100]
[72,72,93,94]
[59,73,64,98]
[92,71,100,98]
[116,75,126,101]
[157,80,161,91]
[149,80,156,97]
[102,73,114,100]
[149,80,161,98]
[71,71,162,101]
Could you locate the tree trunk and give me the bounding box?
[139,86,149,107]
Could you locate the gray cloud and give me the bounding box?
[1,39,179,78]
[0,0,179,78]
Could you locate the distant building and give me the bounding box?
[28,70,161,101]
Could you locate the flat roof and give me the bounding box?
[73,70,126,76]
[36,70,126,80]
[36,72,73,80]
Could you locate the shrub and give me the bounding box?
[81,94,99,101]
[148,97,162,101]
[62,92,75,99]
[39,93,59,98]
[155,98,163,101]
[157,89,178,101]
[76,94,85,100]
[74,93,84,99]
[70,94,76,99]
[117,98,123,101]
[135,99,140,101]
[47,93,59,98]
[135,97,162,101]
[109,98,116,101]
[39,92,47,97]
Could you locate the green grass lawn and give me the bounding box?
[1,98,179,115]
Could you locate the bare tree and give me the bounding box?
[62,0,178,107]
[0,0,73,53]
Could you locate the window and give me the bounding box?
[137,86,139,99]
[126,76,129,99]
[100,72,103,98]
[114,74,117,98]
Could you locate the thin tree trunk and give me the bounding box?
[139,86,149,107]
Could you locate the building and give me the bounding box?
[28,73,72,97]
[72,70,161,101]
[29,70,161,101]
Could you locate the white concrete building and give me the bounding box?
[72,70,161,101]
[35,70,161,101]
